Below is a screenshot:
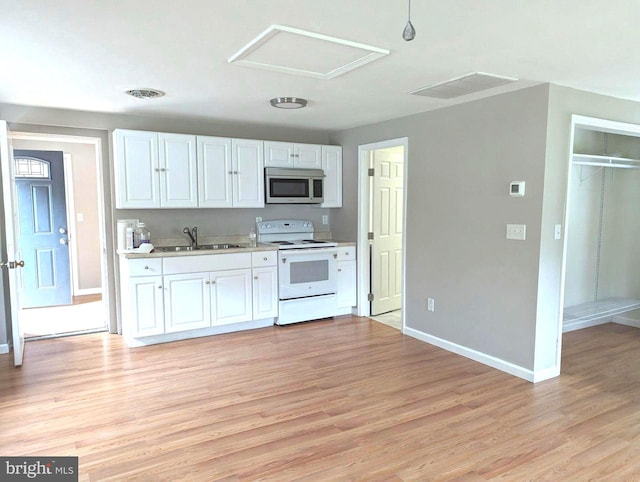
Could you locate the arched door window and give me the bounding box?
[14,157,51,179]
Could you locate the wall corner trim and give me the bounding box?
[403,326,558,383]
[0,344,9,355]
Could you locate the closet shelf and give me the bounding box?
[572,153,640,169]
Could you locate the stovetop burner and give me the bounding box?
[256,219,338,249]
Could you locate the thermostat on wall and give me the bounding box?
[509,181,525,197]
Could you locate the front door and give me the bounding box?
[14,150,71,308]
[371,147,404,315]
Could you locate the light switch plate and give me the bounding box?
[256,217,262,223]
[506,224,526,240]
[554,224,562,240]
[322,215,328,225]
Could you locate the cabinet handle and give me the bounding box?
[158,285,163,289]
[345,252,349,256]
[254,276,258,280]
[282,258,287,264]
[144,266,149,270]
[333,253,338,259]
[228,171,233,175]
[233,170,238,174]
[211,280,216,284]
[263,257,268,261]
[338,268,342,272]
[155,168,160,172]
[160,168,167,172]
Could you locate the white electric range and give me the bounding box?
[257,220,339,325]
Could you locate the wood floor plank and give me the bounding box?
[2,318,640,480]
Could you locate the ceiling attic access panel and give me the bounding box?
[228,25,390,79]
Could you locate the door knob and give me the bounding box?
[1,261,24,269]
[60,238,68,245]
[59,227,67,234]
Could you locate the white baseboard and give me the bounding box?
[403,326,558,383]
[74,288,102,296]
[613,315,640,328]
[0,344,9,355]
[562,316,611,333]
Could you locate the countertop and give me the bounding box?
[119,240,356,259]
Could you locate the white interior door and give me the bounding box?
[371,147,404,315]
[0,120,25,366]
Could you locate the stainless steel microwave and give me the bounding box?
[265,167,324,204]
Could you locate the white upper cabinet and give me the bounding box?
[320,145,342,208]
[264,141,322,169]
[158,133,198,208]
[232,139,264,208]
[264,141,294,168]
[114,129,197,208]
[197,136,233,208]
[114,130,160,209]
[115,129,340,209]
[295,143,323,169]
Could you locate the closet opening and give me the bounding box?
[563,116,640,333]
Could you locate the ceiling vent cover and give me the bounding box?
[228,25,389,80]
[125,88,165,100]
[410,72,518,99]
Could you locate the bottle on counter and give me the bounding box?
[134,222,151,248]
[125,227,135,251]
[248,227,257,248]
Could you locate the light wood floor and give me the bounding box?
[2,317,640,480]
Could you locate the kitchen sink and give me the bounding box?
[155,244,245,252]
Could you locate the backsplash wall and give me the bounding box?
[114,205,331,244]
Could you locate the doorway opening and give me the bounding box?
[10,134,107,339]
[357,138,408,331]
[559,115,640,369]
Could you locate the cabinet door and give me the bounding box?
[252,266,278,320]
[114,130,159,208]
[321,145,342,208]
[129,276,164,337]
[294,143,322,169]
[164,273,211,333]
[211,269,253,325]
[197,136,233,207]
[264,141,294,167]
[232,139,264,208]
[158,133,198,208]
[337,260,357,308]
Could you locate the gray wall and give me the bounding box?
[0,102,331,346]
[331,85,551,370]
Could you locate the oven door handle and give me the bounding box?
[279,248,338,257]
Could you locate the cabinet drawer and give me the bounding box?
[337,246,356,261]
[128,258,163,276]
[252,250,277,267]
[163,252,252,275]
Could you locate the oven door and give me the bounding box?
[278,248,337,300]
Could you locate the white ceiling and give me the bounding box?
[1,0,639,131]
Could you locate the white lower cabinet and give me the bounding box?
[129,276,165,337]
[211,269,253,326]
[164,272,211,333]
[252,266,278,319]
[337,260,357,308]
[120,251,279,346]
[337,246,357,310]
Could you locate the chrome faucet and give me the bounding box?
[183,226,198,248]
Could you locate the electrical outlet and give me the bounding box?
[256,217,262,223]
[322,215,328,225]
[427,298,435,312]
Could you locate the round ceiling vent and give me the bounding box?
[125,88,165,100]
